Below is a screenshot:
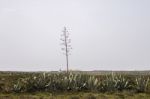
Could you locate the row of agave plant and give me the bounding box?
[12,72,150,93]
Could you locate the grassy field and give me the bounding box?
[0,71,150,99]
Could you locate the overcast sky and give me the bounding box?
[0,0,150,71]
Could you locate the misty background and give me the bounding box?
[0,0,150,71]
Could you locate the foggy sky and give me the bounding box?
[0,0,150,71]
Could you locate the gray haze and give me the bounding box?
[0,0,150,71]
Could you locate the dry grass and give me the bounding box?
[0,92,150,99]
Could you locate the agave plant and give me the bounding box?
[99,73,129,92]
[114,74,129,91]
[13,81,23,92]
[99,73,116,92]
[135,76,149,92]
[86,76,100,91]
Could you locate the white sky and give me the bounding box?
[0,0,150,71]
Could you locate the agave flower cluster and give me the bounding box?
[12,72,150,93]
